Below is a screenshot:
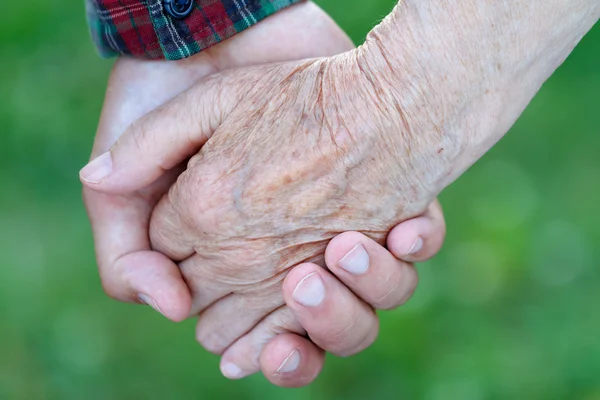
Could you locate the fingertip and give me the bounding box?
[220,361,247,380]
[324,231,370,269]
[386,216,444,262]
[282,262,322,299]
[79,150,147,194]
[219,341,258,380]
[283,262,379,357]
[385,217,423,256]
[142,279,192,323]
[80,151,113,187]
[154,288,192,323]
[219,306,304,381]
[321,230,420,311]
[113,250,192,322]
[260,334,324,388]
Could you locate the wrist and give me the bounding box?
[314,47,450,206]
[342,26,463,200]
[355,0,600,191]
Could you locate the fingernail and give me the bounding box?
[80,152,112,184]
[339,243,369,274]
[221,362,244,379]
[292,272,325,307]
[276,349,300,374]
[406,237,423,255]
[138,294,165,317]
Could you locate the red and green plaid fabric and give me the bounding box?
[86,0,303,60]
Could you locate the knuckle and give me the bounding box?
[149,214,180,256]
[397,267,419,307]
[340,318,379,357]
[196,325,228,355]
[330,312,379,357]
[149,208,179,247]
[96,256,136,302]
[371,265,419,310]
[318,306,369,356]
[370,289,399,310]
[370,274,404,310]
[169,174,195,218]
[98,269,125,301]
[270,309,304,336]
[126,116,152,153]
[149,189,196,260]
[171,167,230,232]
[326,308,356,342]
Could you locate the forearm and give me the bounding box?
[356,0,599,194]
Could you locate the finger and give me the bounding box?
[79,76,240,194]
[179,252,279,316]
[386,199,446,262]
[84,188,192,322]
[195,281,284,354]
[147,191,197,261]
[282,263,379,357]
[260,334,325,388]
[219,306,304,379]
[177,254,235,315]
[324,232,419,310]
[82,56,201,322]
[148,165,227,261]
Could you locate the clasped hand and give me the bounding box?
[81,2,445,387]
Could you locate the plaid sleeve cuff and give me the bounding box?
[86,0,304,60]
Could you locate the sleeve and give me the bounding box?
[86,0,304,61]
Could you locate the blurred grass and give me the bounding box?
[1,1,600,399]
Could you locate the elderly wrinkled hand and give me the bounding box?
[83,52,439,359]
[81,1,447,387]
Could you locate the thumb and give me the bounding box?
[79,76,238,193]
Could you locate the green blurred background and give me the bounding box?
[1,1,600,399]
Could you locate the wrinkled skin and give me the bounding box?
[83,1,447,384]
[83,1,354,315]
[127,55,440,354]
